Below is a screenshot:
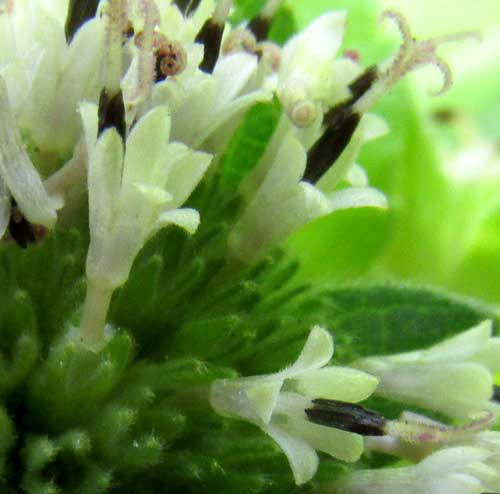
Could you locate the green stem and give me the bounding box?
[78,280,114,352]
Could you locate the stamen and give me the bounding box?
[156,41,187,80]
[64,0,99,42]
[102,0,129,95]
[222,30,281,72]
[307,399,495,446]
[353,10,481,113]
[173,0,202,16]
[247,17,270,43]
[124,0,160,110]
[135,32,187,81]
[305,12,479,185]
[222,29,258,55]
[305,399,387,436]
[134,0,159,100]
[304,104,360,184]
[256,41,282,72]
[8,198,36,248]
[493,385,500,404]
[303,66,379,184]
[98,89,127,141]
[347,66,379,104]
[385,411,495,445]
[5,198,50,248]
[195,21,224,73]
[196,0,232,73]
[122,21,135,42]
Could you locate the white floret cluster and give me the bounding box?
[0,1,497,490]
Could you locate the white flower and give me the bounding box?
[0,76,59,238]
[77,102,211,349]
[477,431,500,480]
[0,0,105,161]
[334,446,500,494]
[119,0,270,152]
[156,0,215,43]
[367,413,500,493]
[364,408,495,462]
[228,114,388,263]
[154,50,271,152]
[210,326,379,485]
[277,11,360,127]
[353,320,500,419]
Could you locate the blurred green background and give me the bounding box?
[281,0,500,305]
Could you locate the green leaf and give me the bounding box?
[286,208,390,283]
[359,82,462,286]
[268,6,297,44]
[232,0,266,23]
[218,99,282,192]
[322,282,498,363]
[451,202,500,302]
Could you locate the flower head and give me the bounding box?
[353,320,500,419]
[210,326,379,485]
[78,100,211,349]
[277,11,360,128]
[228,115,388,263]
[157,50,271,151]
[1,0,105,161]
[334,446,500,494]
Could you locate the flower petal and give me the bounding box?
[51,17,105,152]
[293,366,379,403]
[130,182,173,207]
[87,128,123,244]
[210,377,283,425]
[80,102,99,152]
[327,187,388,212]
[122,105,171,186]
[361,113,390,141]
[368,361,494,419]
[213,52,258,109]
[424,320,495,365]
[281,11,346,82]
[264,424,319,485]
[279,326,334,380]
[156,208,200,235]
[418,446,491,476]
[0,77,58,228]
[346,164,369,187]
[196,89,271,147]
[166,149,212,207]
